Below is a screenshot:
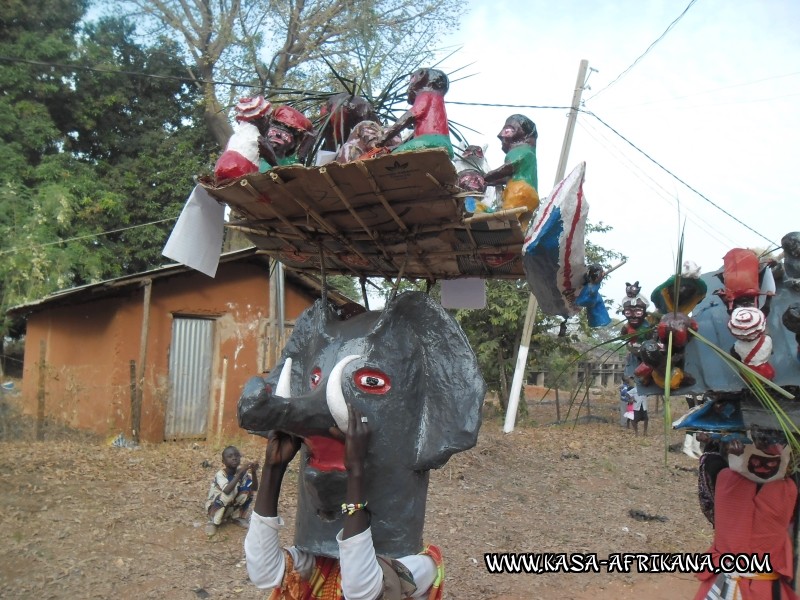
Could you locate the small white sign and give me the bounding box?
[441,278,487,309]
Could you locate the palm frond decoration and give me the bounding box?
[689,327,800,455]
[664,330,674,464]
[661,226,685,464]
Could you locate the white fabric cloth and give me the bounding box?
[631,390,648,411]
[244,512,436,600]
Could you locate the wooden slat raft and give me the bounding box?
[201,149,526,281]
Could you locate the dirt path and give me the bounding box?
[0,396,710,599]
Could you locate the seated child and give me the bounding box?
[205,445,259,536]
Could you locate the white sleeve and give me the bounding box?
[336,528,437,600]
[397,554,437,599]
[244,513,314,588]
[336,528,384,600]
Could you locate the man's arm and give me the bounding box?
[249,461,259,492]
[244,433,303,588]
[221,464,250,496]
[378,109,414,148]
[483,161,514,186]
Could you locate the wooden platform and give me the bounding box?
[201,150,526,281]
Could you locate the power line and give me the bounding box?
[580,109,778,247]
[0,55,780,251]
[576,118,736,250]
[0,55,315,99]
[587,0,699,101]
[448,101,572,110]
[604,70,800,111]
[0,217,177,256]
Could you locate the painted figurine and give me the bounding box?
[636,261,707,389]
[622,281,649,310]
[334,121,399,164]
[319,93,380,151]
[574,264,612,327]
[378,68,453,158]
[783,303,800,362]
[728,306,775,380]
[484,114,539,225]
[695,431,797,600]
[620,296,650,359]
[782,231,800,292]
[675,402,798,599]
[214,96,272,180]
[258,105,314,170]
[454,144,494,213]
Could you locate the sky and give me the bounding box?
[434,0,800,310]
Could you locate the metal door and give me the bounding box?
[165,317,214,439]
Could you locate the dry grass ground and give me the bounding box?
[0,385,708,599]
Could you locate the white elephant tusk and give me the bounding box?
[275,358,292,398]
[326,355,360,430]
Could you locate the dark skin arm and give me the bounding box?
[341,403,371,540]
[253,432,302,518]
[250,461,260,492]
[257,136,280,168]
[377,109,414,147]
[483,161,514,186]
[222,461,259,496]
[295,130,318,163]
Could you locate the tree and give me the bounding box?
[65,17,218,273]
[455,222,627,411]
[0,0,91,337]
[119,0,462,146]
[0,6,218,338]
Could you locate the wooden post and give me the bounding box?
[133,279,152,443]
[585,363,592,417]
[268,259,279,370]
[504,59,590,433]
[216,357,228,447]
[36,339,46,440]
[129,360,136,430]
[555,387,561,423]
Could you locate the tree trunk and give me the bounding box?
[197,65,233,147]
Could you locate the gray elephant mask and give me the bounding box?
[238,291,485,558]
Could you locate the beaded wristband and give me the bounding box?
[341,501,368,516]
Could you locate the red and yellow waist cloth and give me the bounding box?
[268,544,443,600]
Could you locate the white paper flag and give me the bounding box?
[162,185,225,277]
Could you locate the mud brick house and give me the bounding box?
[7,248,348,443]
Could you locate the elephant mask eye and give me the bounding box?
[310,367,322,389]
[354,368,391,394]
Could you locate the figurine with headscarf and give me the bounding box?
[484,114,539,225]
[214,96,272,180]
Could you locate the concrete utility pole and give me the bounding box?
[503,59,590,434]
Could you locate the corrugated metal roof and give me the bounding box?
[6,247,351,317]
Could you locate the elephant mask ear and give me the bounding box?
[375,292,486,471]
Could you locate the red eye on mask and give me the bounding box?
[310,367,322,389]
[354,368,391,394]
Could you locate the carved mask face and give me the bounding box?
[267,123,297,157]
[498,119,524,153]
[623,303,646,327]
[728,443,790,483]
[238,292,485,558]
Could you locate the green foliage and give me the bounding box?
[453,222,625,407]
[327,275,361,302]
[0,4,217,338]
